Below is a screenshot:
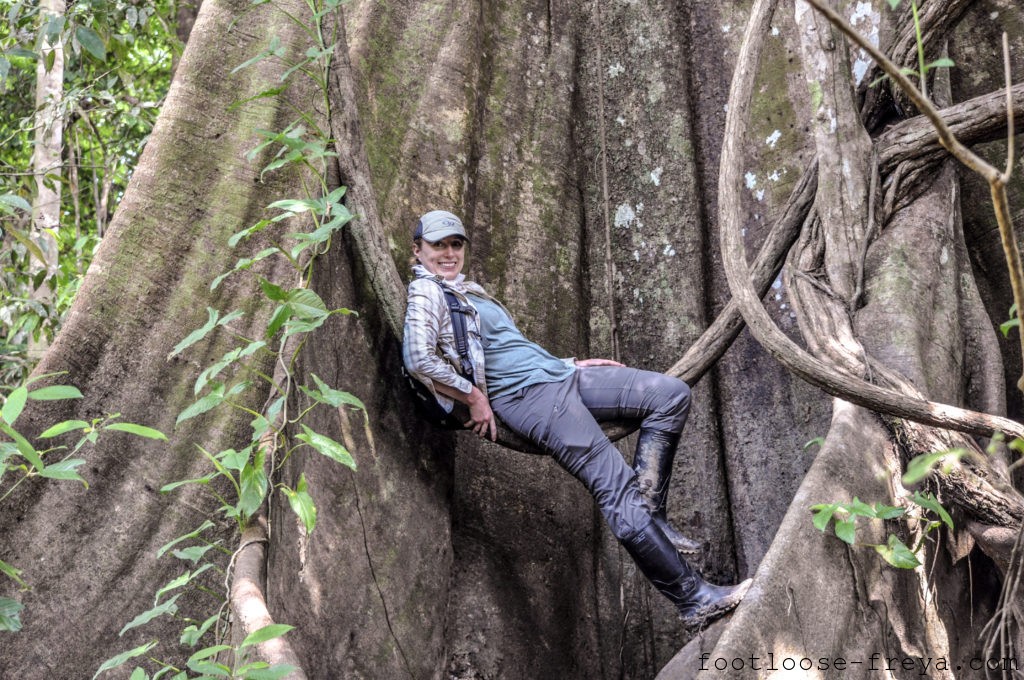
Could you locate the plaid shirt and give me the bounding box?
[403,265,495,413]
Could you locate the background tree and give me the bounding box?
[0,0,179,381]
[0,0,1022,678]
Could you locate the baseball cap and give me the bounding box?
[413,210,469,243]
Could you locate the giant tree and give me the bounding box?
[1,0,1022,678]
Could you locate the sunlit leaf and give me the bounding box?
[240,623,295,649]
[874,534,920,569]
[1,387,28,426]
[296,424,355,469]
[834,519,857,545]
[38,458,87,485]
[810,504,836,532]
[156,520,215,559]
[912,491,953,530]
[93,642,158,679]
[104,422,168,441]
[27,384,82,400]
[37,419,90,438]
[281,474,316,534]
[119,595,181,635]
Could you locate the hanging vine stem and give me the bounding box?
[803,0,1024,393]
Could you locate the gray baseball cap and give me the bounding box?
[413,210,469,243]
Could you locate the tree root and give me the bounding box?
[230,519,309,679]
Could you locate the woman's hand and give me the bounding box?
[574,358,625,368]
[465,386,497,441]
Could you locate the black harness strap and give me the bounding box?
[442,288,476,384]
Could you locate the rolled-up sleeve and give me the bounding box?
[403,280,475,397]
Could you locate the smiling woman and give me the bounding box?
[401,209,751,631]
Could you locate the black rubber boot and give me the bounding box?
[633,429,702,555]
[622,522,751,630]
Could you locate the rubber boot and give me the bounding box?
[633,429,702,555]
[621,521,751,630]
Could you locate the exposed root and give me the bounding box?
[230,519,309,679]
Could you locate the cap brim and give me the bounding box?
[423,230,469,243]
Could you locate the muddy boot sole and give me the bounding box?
[680,578,752,631]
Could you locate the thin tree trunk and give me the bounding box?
[28,0,65,359]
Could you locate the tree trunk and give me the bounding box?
[0,0,326,675]
[28,0,65,360]
[2,0,1023,678]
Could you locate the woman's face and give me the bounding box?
[414,236,466,280]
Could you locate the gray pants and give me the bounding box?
[490,367,691,541]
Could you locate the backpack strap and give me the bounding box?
[441,288,476,384]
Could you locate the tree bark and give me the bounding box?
[0,0,325,675]
[3,0,1024,678]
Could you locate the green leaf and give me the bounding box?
[27,385,83,401]
[847,497,876,518]
[76,26,107,61]
[160,475,215,493]
[258,278,287,301]
[803,437,825,450]
[0,597,23,632]
[1000,317,1019,338]
[228,219,273,248]
[38,458,87,485]
[810,504,835,532]
[231,36,283,74]
[242,665,298,680]
[885,0,901,8]
[37,419,90,438]
[286,288,328,320]
[94,641,158,678]
[296,424,356,470]
[875,534,920,569]
[180,613,220,647]
[266,197,319,214]
[251,414,272,441]
[925,57,955,69]
[301,374,366,410]
[0,421,45,471]
[187,644,233,663]
[104,423,168,440]
[2,386,28,424]
[170,308,220,358]
[0,558,27,588]
[281,474,316,534]
[903,448,968,485]
[170,544,214,564]
[912,491,954,530]
[872,503,906,520]
[176,383,230,426]
[240,623,295,649]
[156,520,215,559]
[238,448,268,519]
[0,193,31,213]
[154,564,214,603]
[219,448,250,472]
[834,519,857,545]
[120,595,181,635]
[264,304,292,339]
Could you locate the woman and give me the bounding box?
[403,210,750,629]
